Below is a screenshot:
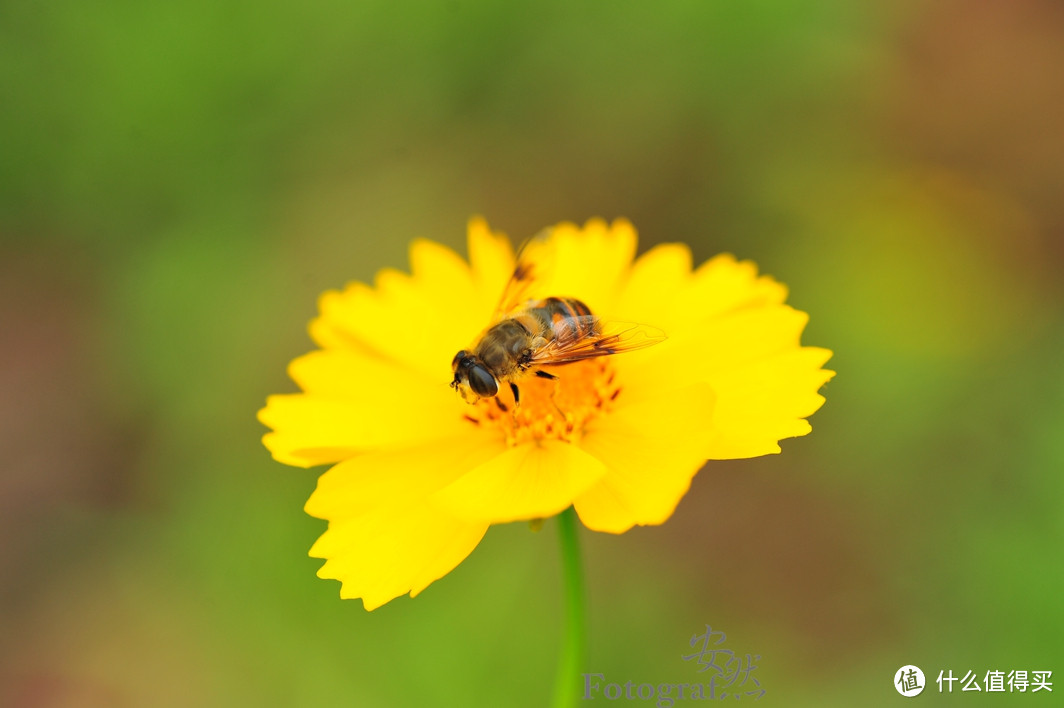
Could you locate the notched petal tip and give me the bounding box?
[692,253,790,310]
[582,216,609,233]
[259,433,316,469]
[409,238,465,275]
[309,504,489,610]
[467,216,515,300]
[574,382,715,533]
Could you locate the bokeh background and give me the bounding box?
[2,1,1061,705]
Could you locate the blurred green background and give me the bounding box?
[2,1,1061,705]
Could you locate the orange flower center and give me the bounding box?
[461,360,622,445]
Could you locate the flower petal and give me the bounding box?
[467,216,515,308]
[311,502,488,611]
[305,432,505,610]
[257,349,471,467]
[686,253,789,318]
[669,305,832,458]
[259,396,370,467]
[616,303,808,393]
[704,346,835,458]
[573,382,716,533]
[611,243,693,326]
[538,219,637,314]
[307,241,484,379]
[303,428,507,520]
[616,270,832,458]
[431,440,607,523]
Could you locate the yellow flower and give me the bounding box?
[258,218,833,610]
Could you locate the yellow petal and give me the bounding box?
[284,347,434,397]
[305,431,506,609]
[307,241,485,379]
[616,251,786,334]
[616,279,832,458]
[259,396,366,467]
[257,350,472,467]
[573,382,716,533]
[686,305,811,370]
[611,243,693,326]
[616,304,808,397]
[686,253,788,318]
[431,440,607,523]
[409,237,477,300]
[540,218,637,314]
[467,216,515,308]
[704,346,835,458]
[304,428,507,520]
[311,502,488,611]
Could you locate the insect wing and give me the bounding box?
[530,317,666,366]
[490,230,556,320]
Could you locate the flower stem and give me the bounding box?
[552,506,586,708]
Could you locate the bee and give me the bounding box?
[450,233,665,405]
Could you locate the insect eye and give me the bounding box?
[467,365,498,397]
[451,350,469,369]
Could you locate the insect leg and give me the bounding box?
[510,382,521,407]
[534,370,558,380]
[546,377,572,423]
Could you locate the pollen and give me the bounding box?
[463,360,621,446]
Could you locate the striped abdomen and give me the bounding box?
[526,296,597,343]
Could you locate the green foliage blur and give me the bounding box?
[2,1,1061,706]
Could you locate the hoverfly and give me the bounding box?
[450,232,665,405]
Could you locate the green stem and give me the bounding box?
[552,506,587,708]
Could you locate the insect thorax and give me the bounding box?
[476,319,534,376]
